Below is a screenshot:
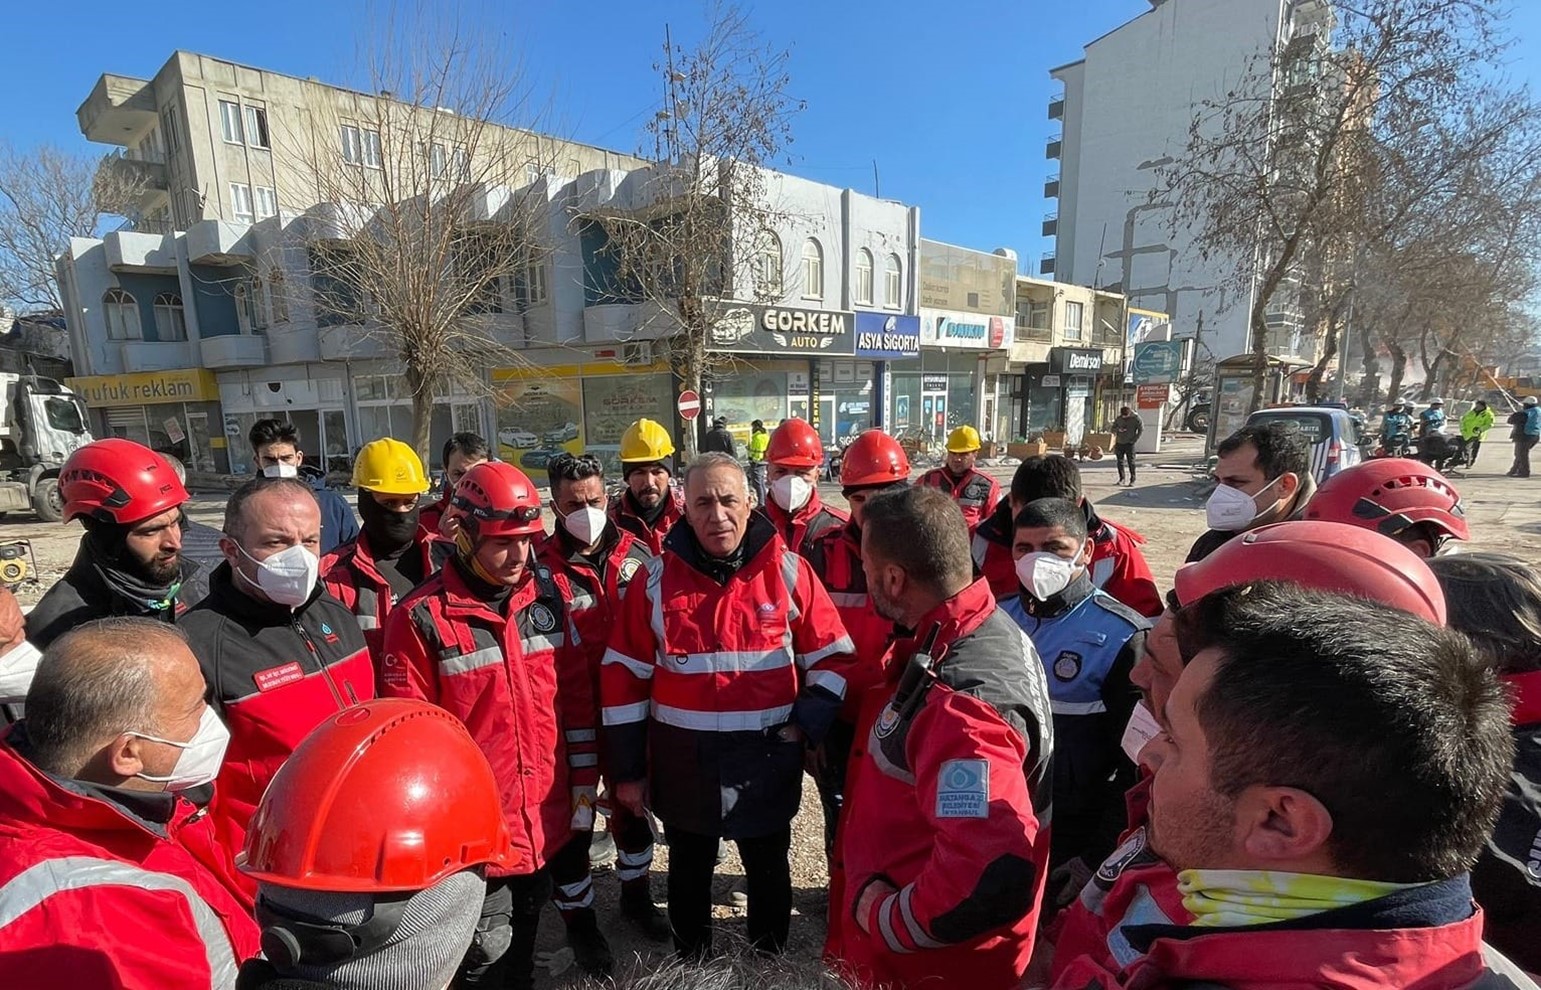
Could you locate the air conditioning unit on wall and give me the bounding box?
[621,342,653,366]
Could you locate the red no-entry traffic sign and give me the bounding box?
[678,390,702,420]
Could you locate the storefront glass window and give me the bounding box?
[713,371,788,433]
[581,374,671,478]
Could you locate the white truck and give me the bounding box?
[0,375,93,521]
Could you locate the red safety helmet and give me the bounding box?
[841,430,911,487]
[59,438,188,525]
[449,460,543,540]
[1304,458,1469,543]
[766,418,823,468]
[240,699,517,892]
[1173,520,1446,626]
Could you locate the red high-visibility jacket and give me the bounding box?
[536,524,652,712]
[805,521,894,718]
[609,487,686,557]
[321,531,439,661]
[601,514,855,838]
[761,490,847,558]
[917,466,1000,530]
[380,557,598,874]
[0,732,261,988]
[827,578,1055,990]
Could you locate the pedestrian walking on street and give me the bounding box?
[1111,406,1143,486]
[747,419,770,506]
[701,417,736,456]
[1507,396,1541,478]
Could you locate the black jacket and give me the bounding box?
[1472,674,1541,973]
[25,543,207,650]
[299,464,360,556]
[701,425,737,455]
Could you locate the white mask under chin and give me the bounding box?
[561,505,608,545]
[1015,551,1078,601]
[770,476,813,512]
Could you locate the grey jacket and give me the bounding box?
[1112,414,1143,446]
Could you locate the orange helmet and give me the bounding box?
[841,430,910,487]
[1173,520,1446,626]
[1304,458,1468,543]
[449,461,543,540]
[766,418,823,468]
[239,699,517,892]
[60,438,187,525]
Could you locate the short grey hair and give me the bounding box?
[224,476,318,538]
[26,618,188,777]
[682,452,747,491]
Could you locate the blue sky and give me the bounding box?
[6,0,1541,270]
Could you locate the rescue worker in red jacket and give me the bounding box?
[974,454,1162,616]
[827,485,1055,990]
[179,477,375,864]
[917,424,1000,530]
[27,438,207,651]
[602,452,856,959]
[760,417,847,556]
[321,438,437,661]
[1305,456,1469,558]
[420,430,490,540]
[536,452,667,976]
[1052,582,1532,990]
[804,429,911,852]
[0,618,261,987]
[235,698,519,990]
[610,417,686,555]
[1428,551,1541,975]
[380,460,597,990]
[1048,522,1449,981]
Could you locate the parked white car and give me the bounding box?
[498,428,539,449]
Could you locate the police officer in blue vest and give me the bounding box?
[999,497,1148,888]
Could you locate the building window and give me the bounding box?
[219,100,244,144]
[524,162,541,186]
[801,238,824,300]
[162,104,181,154]
[1063,301,1084,341]
[341,124,362,164]
[153,293,187,341]
[449,146,470,181]
[255,186,277,221]
[103,288,141,340]
[242,105,270,149]
[361,129,381,168]
[854,248,874,306]
[230,183,254,224]
[268,270,289,323]
[427,143,447,177]
[235,282,266,334]
[884,254,902,309]
[524,258,548,306]
[755,234,783,295]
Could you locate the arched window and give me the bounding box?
[885,254,903,309]
[103,288,141,340]
[855,248,874,306]
[153,292,187,341]
[755,233,783,296]
[801,238,824,300]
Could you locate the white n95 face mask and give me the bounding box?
[1015,551,1078,601]
[1204,480,1270,532]
[261,463,300,479]
[238,543,319,607]
[1121,702,1163,765]
[131,706,232,791]
[561,505,608,545]
[770,476,813,513]
[0,640,41,705]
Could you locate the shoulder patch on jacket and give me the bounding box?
[936,759,990,819]
[1090,593,1153,631]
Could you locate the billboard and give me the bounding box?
[918,240,1016,317]
[853,312,921,359]
[920,308,1008,350]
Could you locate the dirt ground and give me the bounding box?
[10,436,1539,984]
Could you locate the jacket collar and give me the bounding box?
[663,511,777,584]
[439,554,534,620]
[895,578,998,664]
[978,500,1013,547]
[1505,670,1541,726]
[1017,571,1095,619]
[69,540,199,615]
[764,489,825,531]
[205,560,323,625]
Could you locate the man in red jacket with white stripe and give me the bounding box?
[760,418,846,556]
[602,452,856,959]
[0,618,260,987]
[381,461,597,990]
[828,485,1055,990]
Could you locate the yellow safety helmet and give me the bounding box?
[619,418,676,464]
[946,425,982,454]
[352,438,431,495]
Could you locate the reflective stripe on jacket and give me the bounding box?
[380,558,597,873]
[601,513,855,837]
[320,531,439,660]
[917,467,1000,530]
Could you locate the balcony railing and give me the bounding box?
[1045,173,1060,198]
[1015,321,1053,343]
[1048,95,1065,120]
[1046,137,1063,160]
[1039,253,1056,276]
[1042,212,1058,237]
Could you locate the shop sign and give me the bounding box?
[1040,375,1062,388]
[1067,378,1092,399]
[67,368,218,407]
[921,374,949,392]
[853,312,921,359]
[707,304,856,355]
[787,371,810,397]
[919,307,1007,350]
[1137,383,1171,409]
[1051,348,1104,374]
[1132,341,1183,384]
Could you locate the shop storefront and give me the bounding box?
[706,303,857,445]
[68,368,225,473]
[896,307,1009,443]
[853,312,921,435]
[217,369,351,477]
[1048,347,1106,444]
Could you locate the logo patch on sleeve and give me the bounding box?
[253,662,305,693]
[935,759,990,819]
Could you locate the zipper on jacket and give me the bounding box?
[292,617,346,709]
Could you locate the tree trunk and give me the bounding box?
[401,363,434,465]
[1384,337,1408,407]
[1248,297,1271,414]
[1357,321,1380,407]
[671,333,703,461]
[1305,319,1339,405]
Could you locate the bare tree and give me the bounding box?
[277,10,559,459]
[1160,0,1531,412]
[575,2,803,458]
[0,142,146,310]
